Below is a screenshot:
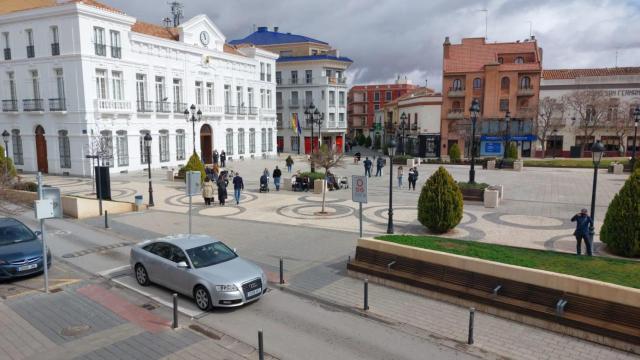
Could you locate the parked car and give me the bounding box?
[130,234,267,310]
[0,217,51,280]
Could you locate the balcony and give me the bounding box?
[111,46,121,59]
[288,100,300,108]
[201,105,223,114]
[225,106,237,115]
[447,87,465,97]
[94,43,106,56]
[23,99,43,112]
[447,108,464,120]
[517,87,535,96]
[95,99,131,112]
[249,106,258,115]
[517,107,536,118]
[136,100,153,113]
[26,45,35,58]
[2,100,18,112]
[237,106,247,115]
[173,102,187,113]
[326,76,347,85]
[260,108,275,115]
[352,107,367,115]
[49,98,66,111]
[51,43,60,56]
[155,101,171,113]
[3,48,10,60]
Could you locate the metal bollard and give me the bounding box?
[468,307,475,345]
[279,257,284,284]
[172,293,178,329]
[363,278,369,311]
[104,210,109,229]
[258,329,264,360]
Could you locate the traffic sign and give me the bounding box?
[352,175,368,204]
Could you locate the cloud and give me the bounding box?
[102,0,640,90]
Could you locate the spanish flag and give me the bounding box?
[295,113,302,135]
[291,113,298,133]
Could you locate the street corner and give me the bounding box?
[0,259,87,300]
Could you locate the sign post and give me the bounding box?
[186,171,202,236]
[35,173,62,294]
[352,175,368,238]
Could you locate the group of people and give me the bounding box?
[362,156,420,190]
[211,150,227,168]
[202,166,244,206]
[291,171,310,192]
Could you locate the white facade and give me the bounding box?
[0,3,277,176]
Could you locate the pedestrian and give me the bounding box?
[202,177,215,206]
[232,172,244,205]
[571,208,593,256]
[375,156,385,176]
[363,157,372,177]
[212,150,219,165]
[285,155,294,173]
[273,166,282,191]
[217,176,228,206]
[411,167,419,190]
[263,167,269,179]
[220,150,227,168]
[397,166,403,188]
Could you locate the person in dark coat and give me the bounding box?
[232,172,244,205]
[363,157,372,177]
[212,150,219,165]
[375,156,384,177]
[220,150,227,167]
[217,177,228,206]
[571,208,594,256]
[273,166,282,191]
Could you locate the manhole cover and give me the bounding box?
[60,324,91,337]
[141,303,156,311]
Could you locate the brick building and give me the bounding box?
[440,37,542,158]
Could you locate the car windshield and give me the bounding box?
[0,222,36,246]
[185,242,237,269]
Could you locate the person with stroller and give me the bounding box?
[273,166,282,191]
[259,173,269,192]
[326,171,339,191]
[202,177,215,206]
[232,172,244,205]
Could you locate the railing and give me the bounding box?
[173,102,187,113]
[95,99,131,112]
[95,43,106,56]
[237,106,247,115]
[249,107,258,115]
[3,48,10,60]
[352,107,367,115]
[225,106,237,115]
[517,87,535,96]
[338,121,346,129]
[276,78,282,85]
[447,87,465,97]
[447,108,464,120]
[51,43,60,56]
[326,76,347,85]
[136,100,153,112]
[155,101,171,113]
[289,100,300,108]
[2,100,18,112]
[260,108,275,115]
[111,46,121,59]
[26,45,35,58]
[289,78,299,85]
[201,105,223,114]
[23,99,44,111]
[49,98,66,111]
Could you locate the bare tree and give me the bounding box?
[536,97,565,158]
[562,90,609,156]
[308,144,344,214]
[606,99,635,155]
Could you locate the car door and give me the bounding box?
[166,245,195,296]
[146,242,174,288]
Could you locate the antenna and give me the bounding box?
[162,17,172,28]
[479,9,488,40]
[615,48,619,67]
[527,21,533,37]
[168,1,183,27]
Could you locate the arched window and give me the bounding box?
[520,76,531,89]
[452,79,463,91]
[139,130,150,164]
[175,129,185,160]
[237,128,245,155]
[116,130,128,166]
[249,128,256,154]
[261,128,267,152]
[58,130,71,169]
[100,130,113,167]
[159,129,169,162]
[515,56,524,64]
[225,128,234,155]
[501,77,510,90]
[473,78,482,89]
[11,129,24,165]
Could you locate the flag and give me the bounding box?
[291,113,298,133]
[295,113,302,135]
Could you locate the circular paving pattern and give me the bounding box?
[297,195,346,204]
[276,203,354,220]
[544,234,602,255]
[165,192,257,207]
[482,212,570,230]
[198,205,245,217]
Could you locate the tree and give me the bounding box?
[0,144,17,185]
[308,144,344,214]
[600,168,640,257]
[609,99,639,155]
[374,133,381,150]
[562,90,609,157]
[417,166,463,234]
[505,143,518,159]
[180,152,206,182]
[449,143,461,163]
[536,97,565,157]
[365,135,372,148]
[357,133,366,146]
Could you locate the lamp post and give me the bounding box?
[503,110,511,158]
[400,112,407,155]
[144,132,154,207]
[551,129,558,158]
[631,107,640,169]
[315,108,324,152]
[469,99,480,184]
[2,130,10,178]
[387,138,397,234]
[305,102,323,172]
[589,140,604,250]
[183,104,202,154]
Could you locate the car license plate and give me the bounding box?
[18,264,38,272]
[247,288,262,297]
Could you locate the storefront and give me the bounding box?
[480,135,537,157]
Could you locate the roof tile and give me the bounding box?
[542,67,640,80]
[444,40,541,73]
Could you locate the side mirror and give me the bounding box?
[34,230,42,237]
[233,248,237,254]
[177,261,189,269]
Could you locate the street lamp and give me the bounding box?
[503,110,511,158]
[2,130,10,178]
[400,112,407,155]
[144,132,154,207]
[469,99,481,184]
[588,140,605,252]
[183,104,202,154]
[305,102,323,172]
[387,138,397,234]
[631,107,640,169]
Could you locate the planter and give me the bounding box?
[486,160,496,170]
[313,179,325,194]
[461,188,483,201]
[608,163,624,174]
[483,189,499,208]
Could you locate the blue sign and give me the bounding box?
[481,141,503,156]
[480,134,538,142]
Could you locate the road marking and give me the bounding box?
[61,242,132,258]
[3,279,82,300]
[97,265,131,278]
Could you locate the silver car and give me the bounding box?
[130,234,267,310]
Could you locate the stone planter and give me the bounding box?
[283,177,293,191]
[313,179,325,194]
[513,159,524,171]
[483,189,500,208]
[611,163,624,174]
[488,184,504,199]
[461,188,483,201]
[486,160,496,170]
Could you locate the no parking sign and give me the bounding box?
[352,175,368,204]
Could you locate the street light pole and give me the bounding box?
[503,111,511,158]
[184,104,202,155]
[305,102,318,172]
[631,107,640,170]
[400,113,407,156]
[144,133,154,207]
[589,141,604,253]
[469,99,480,184]
[2,130,9,179]
[387,139,397,234]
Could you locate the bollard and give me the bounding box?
[172,293,178,329]
[279,257,284,284]
[468,307,475,345]
[258,329,264,360]
[104,210,109,229]
[363,278,369,311]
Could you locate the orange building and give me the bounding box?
[440,37,542,158]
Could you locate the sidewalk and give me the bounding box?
[0,278,276,360]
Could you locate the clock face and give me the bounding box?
[200,31,210,46]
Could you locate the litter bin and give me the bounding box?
[134,195,143,208]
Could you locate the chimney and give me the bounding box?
[443,36,451,59]
[274,26,279,32]
[257,26,268,32]
[530,35,536,41]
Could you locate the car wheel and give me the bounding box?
[194,285,211,311]
[135,264,150,286]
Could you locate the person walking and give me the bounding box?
[409,167,419,190]
[375,156,384,177]
[202,177,215,206]
[397,166,404,189]
[217,176,228,206]
[571,208,594,256]
[212,150,219,165]
[220,150,227,168]
[285,155,294,173]
[232,172,244,205]
[363,157,372,177]
[273,166,282,191]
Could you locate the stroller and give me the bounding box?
[259,174,269,192]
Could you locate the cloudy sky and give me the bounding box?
[103,0,640,90]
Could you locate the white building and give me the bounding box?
[397,88,442,157]
[230,27,351,154]
[0,0,278,176]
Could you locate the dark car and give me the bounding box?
[0,217,51,280]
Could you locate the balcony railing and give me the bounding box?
[249,107,258,115]
[26,45,35,58]
[137,100,153,112]
[51,43,60,56]
[49,98,66,111]
[225,106,237,115]
[3,48,10,60]
[517,87,535,96]
[111,46,121,59]
[201,105,223,114]
[326,76,347,85]
[447,87,465,97]
[173,102,187,113]
[237,106,247,115]
[2,100,18,112]
[23,99,44,111]
[447,108,464,120]
[155,101,171,113]
[95,99,131,112]
[260,108,275,115]
[289,100,300,108]
[95,43,106,56]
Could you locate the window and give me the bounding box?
[236,86,243,107]
[321,90,325,100]
[56,130,71,169]
[268,129,273,151]
[473,78,482,89]
[261,128,267,152]
[2,32,10,60]
[136,74,147,107]
[249,129,256,153]
[260,62,265,81]
[260,89,266,108]
[224,85,231,108]
[575,136,595,149]
[374,104,380,110]
[11,130,23,165]
[25,29,34,58]
[452,79,463,90]
[267,90,272,109]
[329,91,335,106]
[7,72,16,101]
[100,130,114,167]
[110,30,121,58]
[339,91,345,106]
[112,71,123,100]
[291,70,298,84]
[374,91,380,102]
[116,130,128,166]
[206,82,214,105]
[329,113,335,125]
[159,130,169,162]
[276,92,283,108]
[226,129,234,154]
[305,70,312,84]
[498,57,504,64]
[290,136,299,153]
[140,131,150,164]
[305,91,312,106]
[95,70,107,99]
[276,71,281,85]
[93,27,105,56]
[291,91,299,106]
[237,128,245,154]
[499,99,509,112]
[173,79,182,108]
[176,130,185,160]
[326,69,333,78]
[515,56,524,64]
[195,81,203,105]
[30,70,40,99]
[247,87,254,108]
[520,76,531,89]
[501,77,510,90]
[155,76,166,106]
[385,91,392,101]
[339,113,345,124]
[51,26,59,56]
[54,68,65,100]
[266,64,271,82]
